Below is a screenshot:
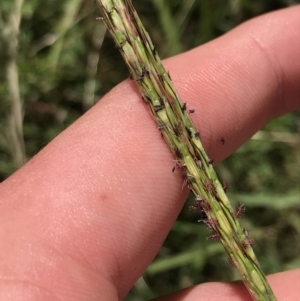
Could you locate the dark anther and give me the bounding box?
[107,10,114,17]
[135,74,144,81]
[167,71,171,80]
[221,137,225,145]
[194,132,200,138]
[185,126,192,138]
[188,109,195,113]
[157,73,164,82]
[153,97,165,112]
[125,34,132,44]
[174,146,183,159]
[134,66,149,81]
[182,103,187,111]
[173,123,181,136]
[142,66,149,76]
[152,47,157,56]
[158,97,164,106]
[172,166,176,173]
[140,33,148,45]
[154,101,165,112]
[208,158,214,164]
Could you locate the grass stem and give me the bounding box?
[96,1,277,300]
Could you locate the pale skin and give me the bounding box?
[0,6,300,301]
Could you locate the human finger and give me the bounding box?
[0,6,299,301]
[153,269,300,301]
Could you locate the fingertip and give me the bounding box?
[153,269,300,301]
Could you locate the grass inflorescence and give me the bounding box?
[96,1,277,300]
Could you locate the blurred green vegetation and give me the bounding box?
[0,0,299,300]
